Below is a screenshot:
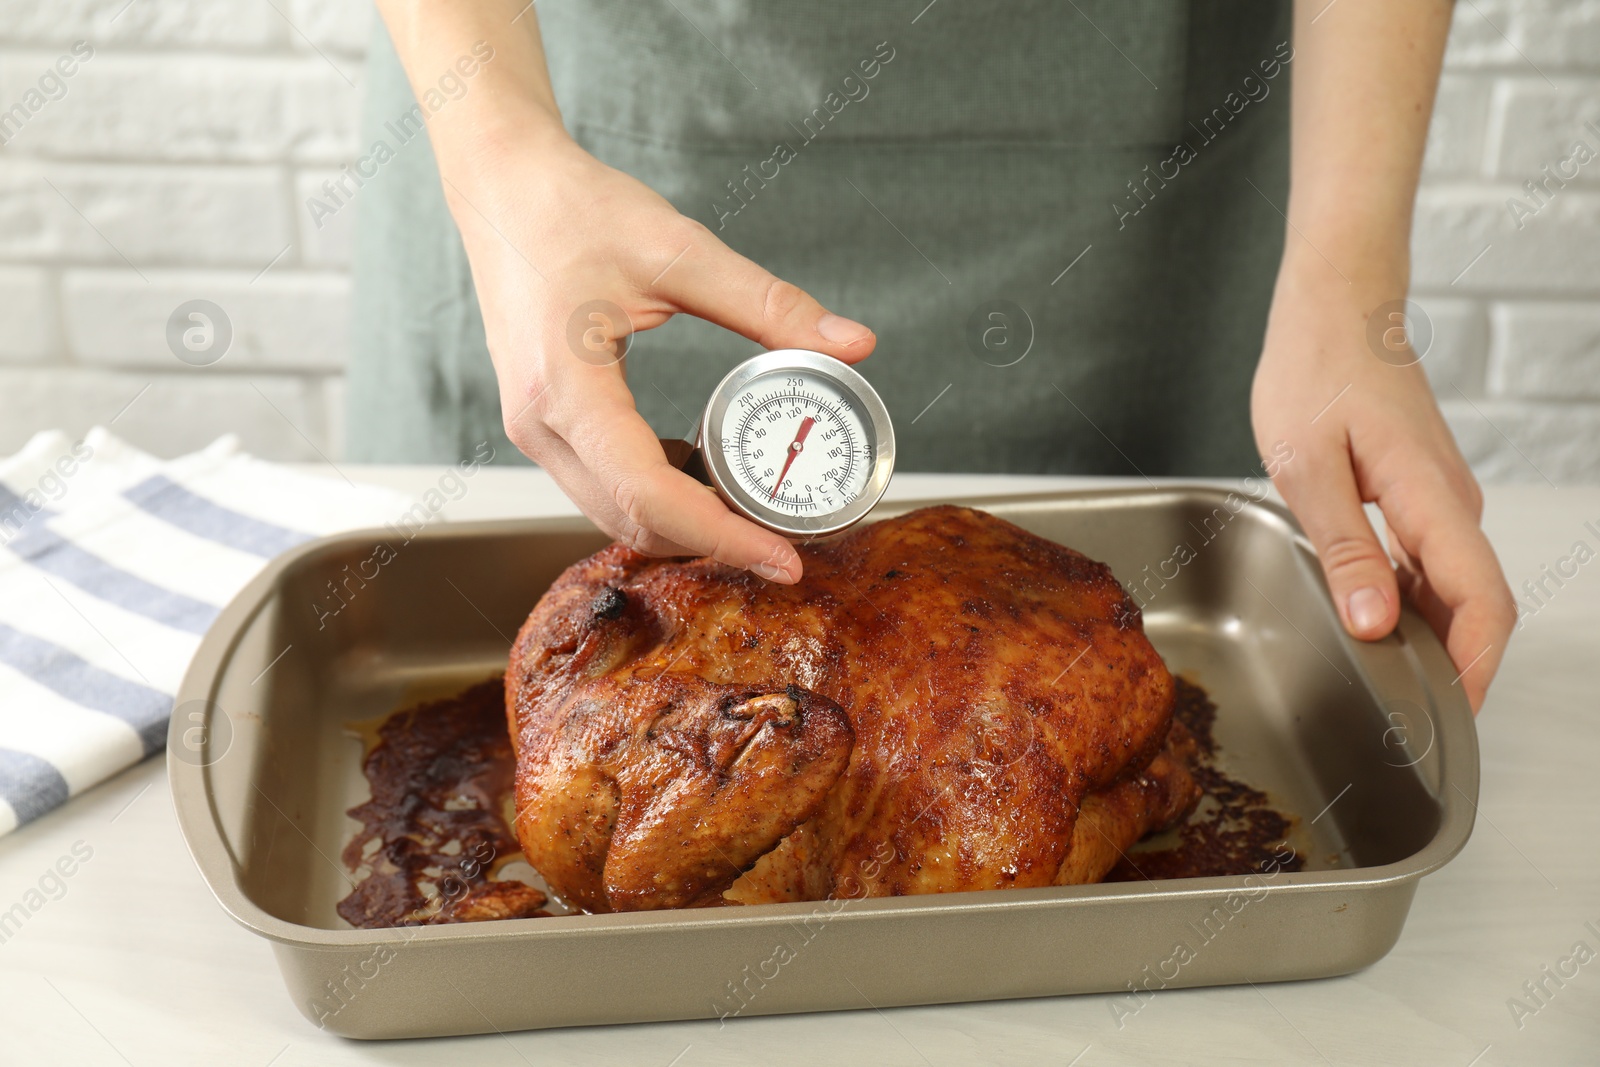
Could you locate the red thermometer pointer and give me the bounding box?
[769,416,815,500]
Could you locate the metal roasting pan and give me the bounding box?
[168,487,1478,1039]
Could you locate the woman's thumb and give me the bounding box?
[1278,455,1401,640]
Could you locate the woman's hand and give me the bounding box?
[373,0,872,583]
[447,133,875,583]
[1252,247,1515,712]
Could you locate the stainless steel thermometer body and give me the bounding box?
[665,349,895,539]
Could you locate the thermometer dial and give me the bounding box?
[677,350,895,539]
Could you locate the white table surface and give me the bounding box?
[1,470,1596,1066]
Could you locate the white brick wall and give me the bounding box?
[0,1,1595,482]
[0,0,364,461]
[1420,0,1600,484]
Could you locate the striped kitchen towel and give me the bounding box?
[0,428,413,836]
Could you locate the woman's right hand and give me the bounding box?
[445,133,876,583]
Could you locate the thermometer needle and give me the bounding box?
[769,416,815,500]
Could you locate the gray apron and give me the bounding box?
[347,2,1291,476]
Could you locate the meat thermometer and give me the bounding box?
[661,349,895,540]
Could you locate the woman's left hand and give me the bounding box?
[1251,246,1516,713]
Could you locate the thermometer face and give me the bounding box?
[720,372,870,517]
[698,350,894,538]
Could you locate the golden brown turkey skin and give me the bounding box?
[507,505,1197,912]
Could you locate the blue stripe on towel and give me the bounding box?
[3,526,218,635]
[123,474,312,559]
[0,747,70,826]
[0,483,57,542]
[0,623,171,754]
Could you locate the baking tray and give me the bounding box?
[168,487,1477,1039]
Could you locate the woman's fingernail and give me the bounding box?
[1347,587,1387,632]
[749,560,784,581]
[748,547,798,582]
[817,313,872,347]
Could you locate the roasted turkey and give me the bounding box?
[506,505,1200,912]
